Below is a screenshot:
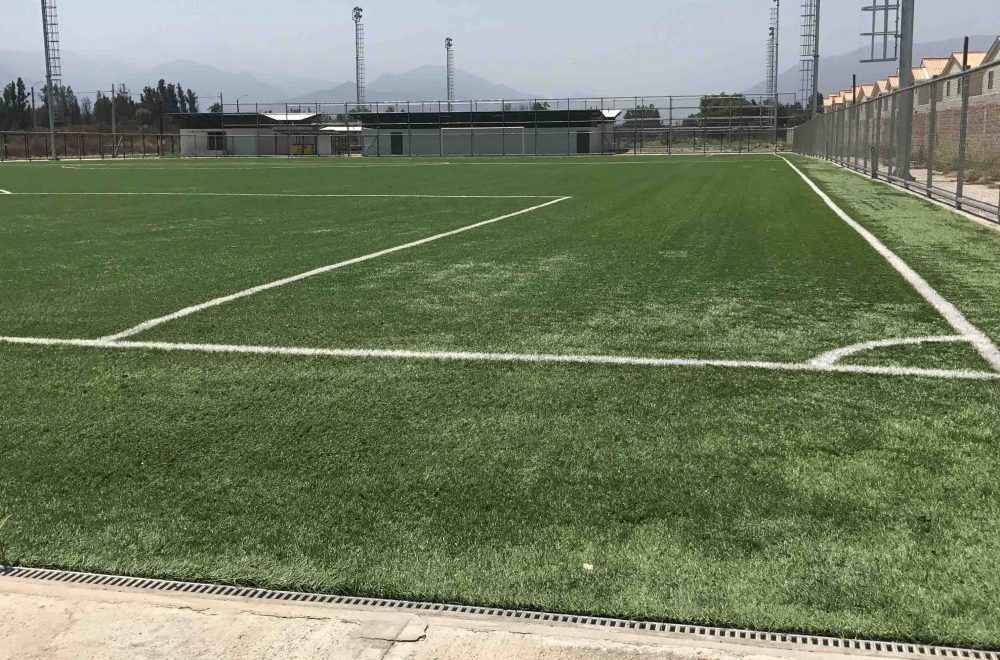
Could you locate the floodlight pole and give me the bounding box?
[39,0,58,160]
[354,7,365,106]
[769,0,781,149]
[445,38,455,112]
[811,0,821,119]
[895,0,914,180]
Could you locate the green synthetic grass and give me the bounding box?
[2,154,1000,648]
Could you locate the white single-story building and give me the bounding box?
[174,112,362,156]
[349,109,623,156]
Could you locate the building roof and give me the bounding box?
[170,112,322,129]
[920,57,951,77]
[823,36,1000,101]
[348,108,620,129]
[986,36,1000,63]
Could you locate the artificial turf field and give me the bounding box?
[2,153,1000,648]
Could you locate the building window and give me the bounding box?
[946,81,952,96]
[207,131,226,151]
[957,78,963,95]
[990,71,996,91]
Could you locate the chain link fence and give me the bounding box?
[2,94,795,161]
[792,59,1000,223]
[0,132,181,160]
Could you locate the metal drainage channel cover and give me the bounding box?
[2,565,998,659]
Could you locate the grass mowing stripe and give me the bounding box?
[4,336,1000,381]
[778,155,1000,372]
[102,196,572,341]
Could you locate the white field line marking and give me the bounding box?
[810,335,967,367]
[3,336,999,381]
[778,155,1000,372]
[10,192,563,199]
[60,162,456,171]
[101,196,572,341]
[0,188,11,194]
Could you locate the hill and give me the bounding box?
[290,66,533,104]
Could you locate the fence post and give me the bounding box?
[955,68,972,210]
[873,97,883,178]
[668,97,673,156]
[926,80,937,196]
[886,94,896,177]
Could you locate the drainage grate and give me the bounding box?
[2,565,998,659]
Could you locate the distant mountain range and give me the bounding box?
[746,35,998,100]
[0,51,532,105]
[289,66,532,104]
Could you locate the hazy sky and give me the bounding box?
[5,0,1000,95]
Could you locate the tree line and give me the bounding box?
[1,77,199,131]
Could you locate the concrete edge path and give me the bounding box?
[0,575,937,660]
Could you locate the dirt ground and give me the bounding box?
[0,575,941,660]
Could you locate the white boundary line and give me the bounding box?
[778,155,1000,372]
[7,192,563,199]
[3,336,998,381]
[809,335,967,367]
[101,196,572,341]
[0,189,11,194]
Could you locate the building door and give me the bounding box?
[576,132,590,154]
[391,132,404,155]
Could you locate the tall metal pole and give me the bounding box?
[110,84,117,157]
[895,0,914,180]
[772,0,781,149]
[812,0,821,118]
[40,0,60,160]
[354,7,366,106]
[445,38,455,112]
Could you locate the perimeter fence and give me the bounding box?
[792,59,1000,222]
[1,94,795,161]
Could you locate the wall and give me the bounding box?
[361,126,611,156]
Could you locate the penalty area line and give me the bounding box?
[101,196,573,341]
[2,336,999,381]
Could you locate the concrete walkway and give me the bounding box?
[0,575,945,660]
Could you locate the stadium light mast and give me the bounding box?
[445,38,455,111]
[766,0,781,147]
[800,0,821,117]
[353,7,366,106]
[860,0,913,179]
[896,0,915,180]
[39,0,63,160]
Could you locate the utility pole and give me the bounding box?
[895,0,914,180]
